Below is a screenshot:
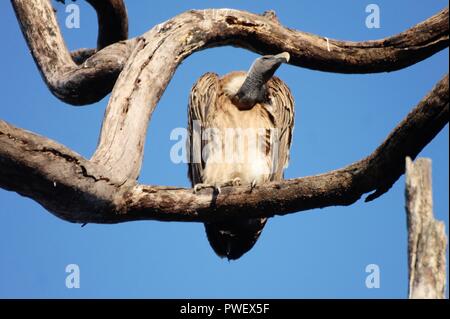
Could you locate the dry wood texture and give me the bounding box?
[0,75,447,223]
[2,0,448,299]
[1,0,448,227]
[406,158,447,299]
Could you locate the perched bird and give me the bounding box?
[187,52,294,260]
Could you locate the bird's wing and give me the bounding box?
[266,76,295,181]
[187,72,220,186]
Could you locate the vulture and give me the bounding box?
[187,52,294,260]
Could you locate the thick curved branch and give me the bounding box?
[12,2,449,106]
[1,75,447,223]
[90,8,450,183]
[55,0,128,50]
[66,0,129,64]
[85,0,128,50]
[5,2,449,223]
[12,0,133,105]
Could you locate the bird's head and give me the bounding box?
[250,52,290,83]
[234,52,290,109]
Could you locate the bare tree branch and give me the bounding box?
[1,75,447,223]
[85,0,128,49]
[90,8,450,183]
[67,0,129,64]
[12,0,134,105]
[406,157,447,299]
[4,0,448,299]
[11,1,449,106]
[70,48,97,65]
[55,0,128,50]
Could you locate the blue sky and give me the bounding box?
[0,0,448,298]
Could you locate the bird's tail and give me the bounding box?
[204,218,267,260]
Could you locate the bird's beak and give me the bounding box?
[273,52,290,63]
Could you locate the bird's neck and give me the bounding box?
[234,70,267,110]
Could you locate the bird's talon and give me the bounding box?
[232,177,242,186]
[250,180,257,192]
[193,183,216,194]
[193,184,201,194]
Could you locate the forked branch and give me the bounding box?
[0,75,447,223]
[2,1,448,224]
[11,1,449,105]
[2,0,448,300]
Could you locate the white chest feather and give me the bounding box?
[222,75,246,97]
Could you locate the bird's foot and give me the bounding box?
[249,179,257,193]
[194,178,242,194]
[220,177,242,188]
[193,183,221,194]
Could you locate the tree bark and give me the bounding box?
[406,157,447,299]
[12,0,134,105]
[85,0,128,50]
[2,1,448,226]
[11,1,449,105]
[0,75,447,223]
[3,0,448,299]
[57,0,129,64]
